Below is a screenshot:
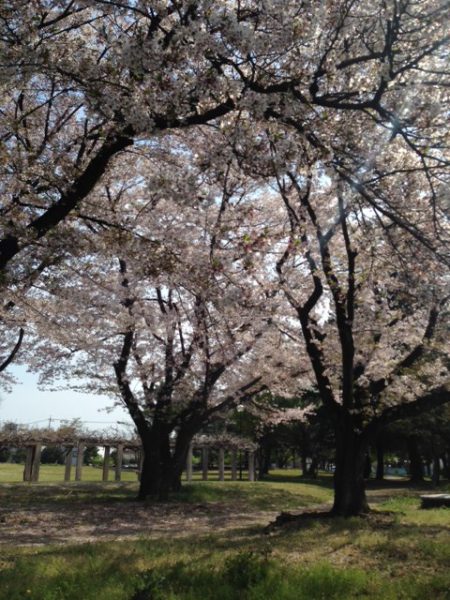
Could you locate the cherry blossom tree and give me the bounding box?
[3,0,448,278]
[0,0,240,275]
[265,151,450,515]
[24,144,303,499]
[0,0,247,381]
[1,1,449,513]
[205,0,450,514]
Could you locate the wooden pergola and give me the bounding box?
[187,434,258,482]
[0,432,258,483]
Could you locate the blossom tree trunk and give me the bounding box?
[332,419,370,515]
[138,425,192,501]
[139,425,171,501]
[375,438,385,481]
[407,436,424,483]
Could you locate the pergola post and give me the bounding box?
[218,448,225,481]
[185,444,193,482]
[64,446,73,481]
[23,446,34,482]
[75,442,85,481]
[31,443,42,482]
[248,451,255,482]
[115,444,124,482]
[231,449,238,481]
[102,445,110,482]
[202,447,209,481]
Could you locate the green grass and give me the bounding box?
[0,470,449,600]
[0,464,332,511]
[1,522,449,600]
[175,476,332,511]
[0,463,139,483]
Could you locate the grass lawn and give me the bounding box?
[0,463,139,483]
[0,467,448,600]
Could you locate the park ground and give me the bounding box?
[0,466,449,600]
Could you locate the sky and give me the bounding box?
[0,365,134,432]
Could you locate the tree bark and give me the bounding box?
[308,456,319,478]
[442,452,450,480]
[138,425,170,500]
[375,438,385,481]
[301,450,308,478]
[364,453,372,479]
[138,425,192,501]
[169,432,193,493]
[258,446,270,478]
[332,420,370,516]
[407,435,424,483]
[259,443,271,477]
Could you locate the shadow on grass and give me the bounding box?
[2,528,450,600]
[172,482,329,511]
[0,481,139,507]
[261,472,334,489]
[29,480,323,510]
[1,483,449,600]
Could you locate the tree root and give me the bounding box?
[265,507,397,533]
[264,509,334,533]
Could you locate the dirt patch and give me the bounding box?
[0,499,279,547]
[0,483,428,548]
